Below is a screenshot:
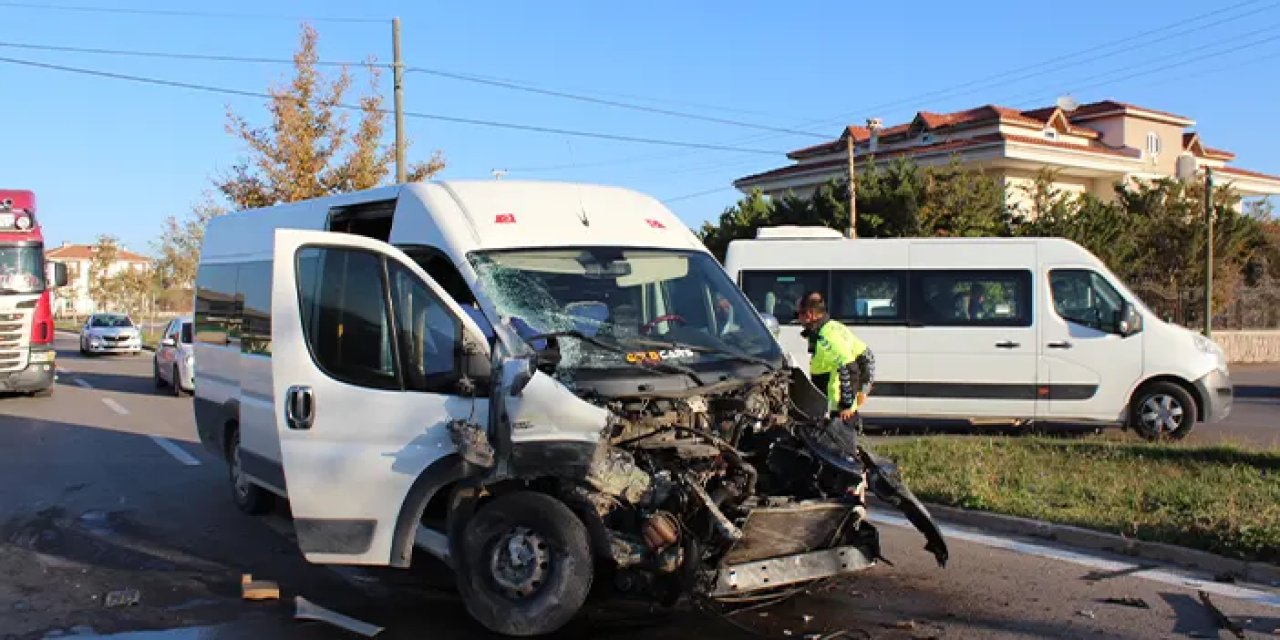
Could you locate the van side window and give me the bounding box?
[238,260,273,356]
[739,271,827,324]
[832,271,906,323]
[1049,270,1125,332]
[296,247,400,390]
[388,263,460,392]
[909,270,1032,327]
[194,264,239,346]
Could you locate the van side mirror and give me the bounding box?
[458,331,492,391]
[161,337,176,347]
[760,313,781,337]
[48,262,68,288]
[1117,302,1143,337]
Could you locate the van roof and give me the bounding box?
[417,180,703,252]
[202,180,706,261]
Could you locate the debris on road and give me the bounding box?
[102,588,140,608]
[240,573,280,601]
[1075,609,1096,619]
[880,619,917,630]
[295,596,383,637]
[1197,590,1245,639]
[1099,596,1150,609]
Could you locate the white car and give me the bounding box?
[78,313,142,356]
[153,316,194,395]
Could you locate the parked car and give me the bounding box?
[78,313,142,356]
[723,226,1233,440]
[153,315,194,395]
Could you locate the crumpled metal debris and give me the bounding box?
[1099,596,1150,609]
[295,596,383,637]
[447,419,494,468]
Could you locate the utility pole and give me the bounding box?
[845,134,857,238]
[392,17,407,184]
[1204,167,1214,337]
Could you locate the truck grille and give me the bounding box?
[0,309,29,372]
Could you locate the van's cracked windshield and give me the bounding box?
[471,247,781,371]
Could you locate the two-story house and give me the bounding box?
[45,242,151,317]
[734,100,1280,212]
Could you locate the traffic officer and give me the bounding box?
[797,292,875,425]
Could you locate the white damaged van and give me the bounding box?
[724,226,1233,439]
[193,182,947,636]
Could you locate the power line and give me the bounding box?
[0,41,385,68]
[0,1,384,23]
[527,0,1280,172]
[0,39,832,139]
[662,186,739,204]
[0,55,787,156]
[406,66,830,139]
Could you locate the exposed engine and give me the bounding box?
[554,369,948,606]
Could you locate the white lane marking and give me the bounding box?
[74,379,93,389]
[102,398,129,415]
[56,366,71,375]
[869,512,1280,609]
[148,435,201,466]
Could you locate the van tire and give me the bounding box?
[172,366,183,397]
[228,429,272,515]
[153,360,165,388]
[456,491,593,637]
[1130,381,1197,441]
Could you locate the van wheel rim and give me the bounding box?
[488,526,550,599]
[1140,394,1184,434]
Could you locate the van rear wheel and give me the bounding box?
[1131,382,1197,441]
[456,491,593,637]
[228,429,272,515]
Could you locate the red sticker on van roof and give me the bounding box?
[644,218,665,229]
[494,213,517,224]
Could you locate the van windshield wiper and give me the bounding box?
[625,338,778,371]
[527,330,706,387]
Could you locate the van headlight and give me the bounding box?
[1193,334,1227,370]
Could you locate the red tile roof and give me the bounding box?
[1064,100,1193,124]
[45,243,150,263]
[1214,166,1280,182]
[739,132,1142,187]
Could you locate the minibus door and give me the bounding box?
[270,229,492,565]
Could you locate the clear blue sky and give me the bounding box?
[3,0,1279,254]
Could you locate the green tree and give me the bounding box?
[153,195,226,301]
[918,158,1012,237]
[88,235,123,312]
[217,24,444,210]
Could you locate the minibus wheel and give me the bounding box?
[457,491,593,636]
[228,428,273,515]
[1131,382,1197,441]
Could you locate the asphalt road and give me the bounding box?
[0,334,1277,639]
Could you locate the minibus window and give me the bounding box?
[296,247,400,390]
[739,271,827,324]
[1049,270,1125,333]
[831,271,906,323]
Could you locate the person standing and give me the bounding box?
[797,292,875,424]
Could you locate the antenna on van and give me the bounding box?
[491,169,507,180]
[565,139,591,227]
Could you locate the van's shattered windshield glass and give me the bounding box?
[471,248,781,371]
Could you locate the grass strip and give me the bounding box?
[875,436,1280,564]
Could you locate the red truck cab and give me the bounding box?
[0,190,67,396]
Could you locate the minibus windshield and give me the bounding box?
[471,248,782,371]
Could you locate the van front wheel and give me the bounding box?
[1131,382,1197,441]
[456,491,593,637]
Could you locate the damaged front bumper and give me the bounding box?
[710,544,876,596]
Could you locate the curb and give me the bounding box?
[916,501,1280,588]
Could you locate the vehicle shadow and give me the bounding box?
[865,418,1105,440]
[1235,384,1279,399]
[62,369,179,398]
[1159,591,1280,638]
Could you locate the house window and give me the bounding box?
[1146,132,1162,156]
[919,133,934,145]
[1043,129,1058,140]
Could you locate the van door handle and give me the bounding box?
[994,341,1020,349]
[1047,341,1073,349]
[285,385,315,430]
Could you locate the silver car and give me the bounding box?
[153,316,194,395]
[78,313,142,356]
